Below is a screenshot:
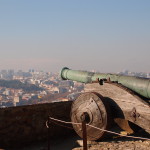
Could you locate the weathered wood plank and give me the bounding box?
[84,83,150,133]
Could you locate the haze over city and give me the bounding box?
[0,0,150,73]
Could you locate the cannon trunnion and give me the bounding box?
[60,67,150,140]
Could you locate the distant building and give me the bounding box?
[59,87,68,93]
[14,96,20,103]
[59,80,74,87]
[67,92,81,101]
[13,96,20,106]
[3,90,10,96]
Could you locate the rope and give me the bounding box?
[49,117,81,125]
[87,124,150,141]
[46,120,49,128]
[48,117,150,141]
[48,118,73,130]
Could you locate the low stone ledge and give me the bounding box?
[0,101,73,148]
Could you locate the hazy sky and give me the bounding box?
[0,0,150,72]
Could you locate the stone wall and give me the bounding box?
[0,101,73,148]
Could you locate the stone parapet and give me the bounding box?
[0,101,72,148]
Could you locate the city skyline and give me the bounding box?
[0,1,150,73]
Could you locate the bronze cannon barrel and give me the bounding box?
[60,67,150,99]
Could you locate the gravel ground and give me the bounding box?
[73,139,150,150]
[73,130,150,150]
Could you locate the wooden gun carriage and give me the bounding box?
[60,67,150,140]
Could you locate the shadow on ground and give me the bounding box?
[13,133,81,150]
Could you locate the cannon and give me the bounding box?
[60,67,150,140]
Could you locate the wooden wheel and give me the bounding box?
[71,92,111,140]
